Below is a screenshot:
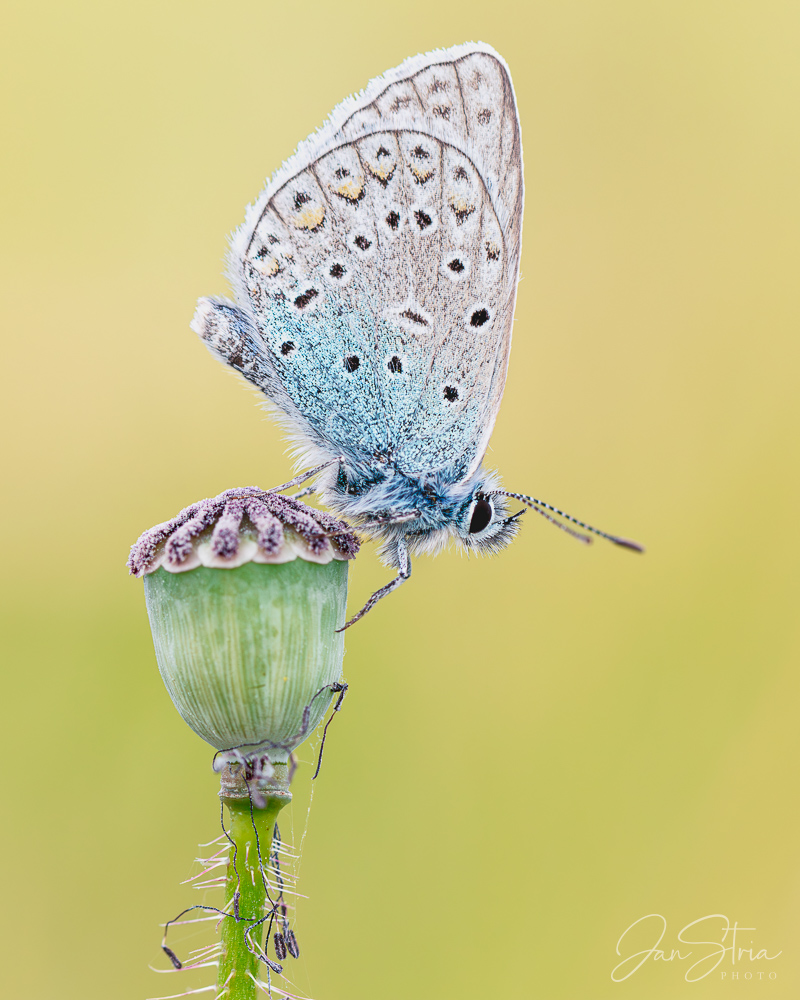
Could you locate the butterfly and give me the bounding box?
[192,41,643,628]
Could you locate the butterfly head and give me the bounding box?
[453,484,524,555]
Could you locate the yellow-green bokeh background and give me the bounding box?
[3,2,799,997]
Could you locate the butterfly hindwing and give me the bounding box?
[194,43,523,481]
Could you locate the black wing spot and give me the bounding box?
[453,165,469,180]
[293,191,311,209]
[486,241,501,261]
[448,258,465,273]
[400,309,428,326]
[432,105,451,120]
[413,144,430,159]
[294,288,318,309]
[329,262,345,278]
[386,210,400,230]
[443,386,459,402]
[470,308,490,327]
[334,166,350,179]
[387,356,402,374]
[377,145,390,158]
[354,235,372,250]
[414,209,432,230]
[280,341,295,356]
[477,109,492,125]
[344,355,360,372]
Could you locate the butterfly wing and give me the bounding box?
[194,42,523,481]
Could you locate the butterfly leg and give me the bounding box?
[291,485,317,500]
[337,539,410,631]
[266,458,342,495]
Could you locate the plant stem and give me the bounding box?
[218,764,291,999]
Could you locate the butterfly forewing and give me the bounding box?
[232,43,523,479]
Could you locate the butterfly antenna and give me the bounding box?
[493,491,644,552]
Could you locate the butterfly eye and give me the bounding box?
[468,497,493,534]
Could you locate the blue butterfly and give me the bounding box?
[192,42,642,628]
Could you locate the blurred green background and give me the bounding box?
[2,1,799,997]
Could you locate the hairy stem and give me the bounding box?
[218,765,291,999]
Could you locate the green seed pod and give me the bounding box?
[129,487,359,762]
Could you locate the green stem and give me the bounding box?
[217,765,291,1000]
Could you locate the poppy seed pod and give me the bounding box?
[128,487,359,762]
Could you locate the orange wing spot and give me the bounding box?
[367,160,395,182]
[447,194,476,223]
[292,204,326,230]
[252,254,281,277]
[410,163,434,183]
[334,176,365,202]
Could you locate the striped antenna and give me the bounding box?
[492,491,645,552]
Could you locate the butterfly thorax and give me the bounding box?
[318,461,519,566]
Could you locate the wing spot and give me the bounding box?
[294,288,318,309]
[344,355,360,373]
[477,108,492,125]
[387,356,403,374]
[443,386,459,402]
[253,247,281,277]
[470,308,490,327]
[329,262,346,278]
[292,203,326,230]
[414,209,432,231]
[448,258,465,273]
[411,166,434,184]
[386,210,400,231]
[400,309,428,326]
[486,241,501,261]
[412,145,430,160]
[449,197,476,225]
[293,191,311,209]
[432,105,451,120]
[366,144,396,186]
[354,235,372,251]
[334,175,366,202]
[370,165,395,186]
[453,166,469,180]
[280,341,295,356]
